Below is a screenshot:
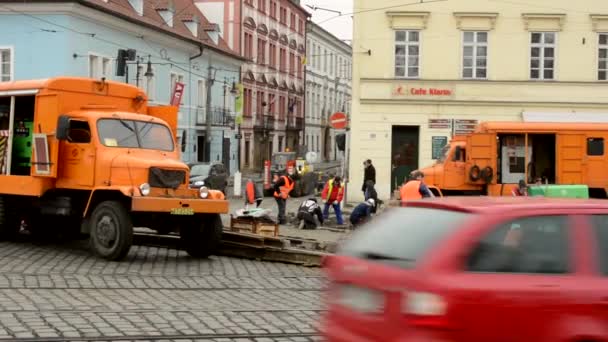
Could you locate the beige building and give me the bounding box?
[349,0,608,202]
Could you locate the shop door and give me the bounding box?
[391,126,420,191]
[222,138,230,171]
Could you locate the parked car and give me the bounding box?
[321,196,608,342]
[188,162,228,194]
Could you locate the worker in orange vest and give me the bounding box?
[244,179,263,209]
[400,170,434,203]
[272,173,295,224]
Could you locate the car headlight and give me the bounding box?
[139,183,151,196]
[199,186,209,199]
[194,180,205,187]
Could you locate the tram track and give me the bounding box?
[0,332,321,341]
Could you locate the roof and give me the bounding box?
[0,77,141,94]
[403,196,608,214]
[3,0,242,60]
[476,121,608,133]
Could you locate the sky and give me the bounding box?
[300,0,354,42]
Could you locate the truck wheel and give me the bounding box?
[0,196,19,240]
[180,214,222,258]
[89,201,133,261]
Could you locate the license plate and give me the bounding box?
[170,207,194,215]
[336,284,384,314]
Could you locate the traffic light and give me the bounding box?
[335,133,346,151]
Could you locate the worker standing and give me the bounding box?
[362,159,376,196]
[272,173,294,224]
[322,176,345,225]
[400,170,434,203]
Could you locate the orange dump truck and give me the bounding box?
[0,77,228,260]
[420,122,608,198]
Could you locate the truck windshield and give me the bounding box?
[97,119,174,152]
[437,144,450,163]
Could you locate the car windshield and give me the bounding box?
[97,118,174,152]
[339,207,473,268]
[436,144,451,163]
[190,164,211,177]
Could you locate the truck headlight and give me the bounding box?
[139,183,151,196]
[199,186,209,199]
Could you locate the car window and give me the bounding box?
[590,215,608,276]
[467,215,570,274]
[339,207,473,269]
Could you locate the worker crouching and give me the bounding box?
[297,198,324,229]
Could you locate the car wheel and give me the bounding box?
[89,201,133,261]
[180,214,223,258]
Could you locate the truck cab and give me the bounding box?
[0,77,229,260]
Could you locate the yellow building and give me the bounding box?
[348,0,608,202]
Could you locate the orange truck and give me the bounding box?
[420,121,608,198]
[0,77,228,260]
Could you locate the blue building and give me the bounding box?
[0,0,244,174]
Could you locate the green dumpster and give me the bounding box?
[527,184,589,199]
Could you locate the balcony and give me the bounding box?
[195,107,235,128]
[286,116,303,131]
[253,115,276,132]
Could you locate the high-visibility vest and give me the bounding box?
[400,180,422,202]
[323,179,344,201]
[274,176,294,199]
[246,181,255,204]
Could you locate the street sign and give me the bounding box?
[170,82,185,107]
[235,133,242,139]
[329,112,347,129]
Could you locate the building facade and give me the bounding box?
[305,22,352,162]
[196,0,309,170]
[349,0,608,202]
[0,0,244,173]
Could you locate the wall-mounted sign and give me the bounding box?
[429,119,452,129]
[453,119,478,135]
[432,136,448,160]
[393,84,454,97]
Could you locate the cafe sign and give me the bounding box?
[393,84,454,97]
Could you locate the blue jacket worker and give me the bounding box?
[349,198,375,227]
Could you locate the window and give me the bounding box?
[257,0,265,12]
[299,20,304,35]
[280,7,287,24]
[244,88,253,116]
[244,0,253,6]
[280,48,286,72]
[591,215,608,275]
[530,32,556,80]
[197,80,206,108]
[289,52,295,75]
[290,13,296,30]
[599,34,608,80]
[257,39,266,64]
[137,65,155,101]
[244,32,254,59]
[0,48,12,81]
[97,119,174,151]
[256,91,265,115]
[88,54,111,79]
[297,56,303,78]
[395,30,419,78]
[170,73,184,96]
[67,120,91,144]
[587,137,604,156]
[270,1,277,18]
[269,43,277,68]
[279,96,286,120]
[268,94,276,115]
[467,215,570,274]
[462,31,487,79]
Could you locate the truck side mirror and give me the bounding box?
[453,146,462,161]
[56,115,70,140]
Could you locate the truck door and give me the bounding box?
[556,134,585,185]
[466,133,497,184]
[583,136,607,189]
[60,119,96,187]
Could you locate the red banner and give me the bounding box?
[170,82,185,107]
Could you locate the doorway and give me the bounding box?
[244,140,250,167]
[529,134,556,183]
[222,137,230,171]
[197,135,206,162]
[391,125,420,192]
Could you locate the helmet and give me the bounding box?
[367,198,375,205]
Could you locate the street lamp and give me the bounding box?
[144,55,154,78]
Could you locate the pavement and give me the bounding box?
[0,236,325,341]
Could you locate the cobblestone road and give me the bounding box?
[0,237,326,341]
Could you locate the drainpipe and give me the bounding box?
[189,45,204,162]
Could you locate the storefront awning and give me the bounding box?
[523,111,608,123]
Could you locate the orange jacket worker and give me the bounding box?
[400,170,433,203]
[272,173,294,224]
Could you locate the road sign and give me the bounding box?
[330,112,347,129]
[170,82,185,107]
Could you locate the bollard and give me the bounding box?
[233,171,242,197]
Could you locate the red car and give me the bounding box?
[321,197,608,342]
